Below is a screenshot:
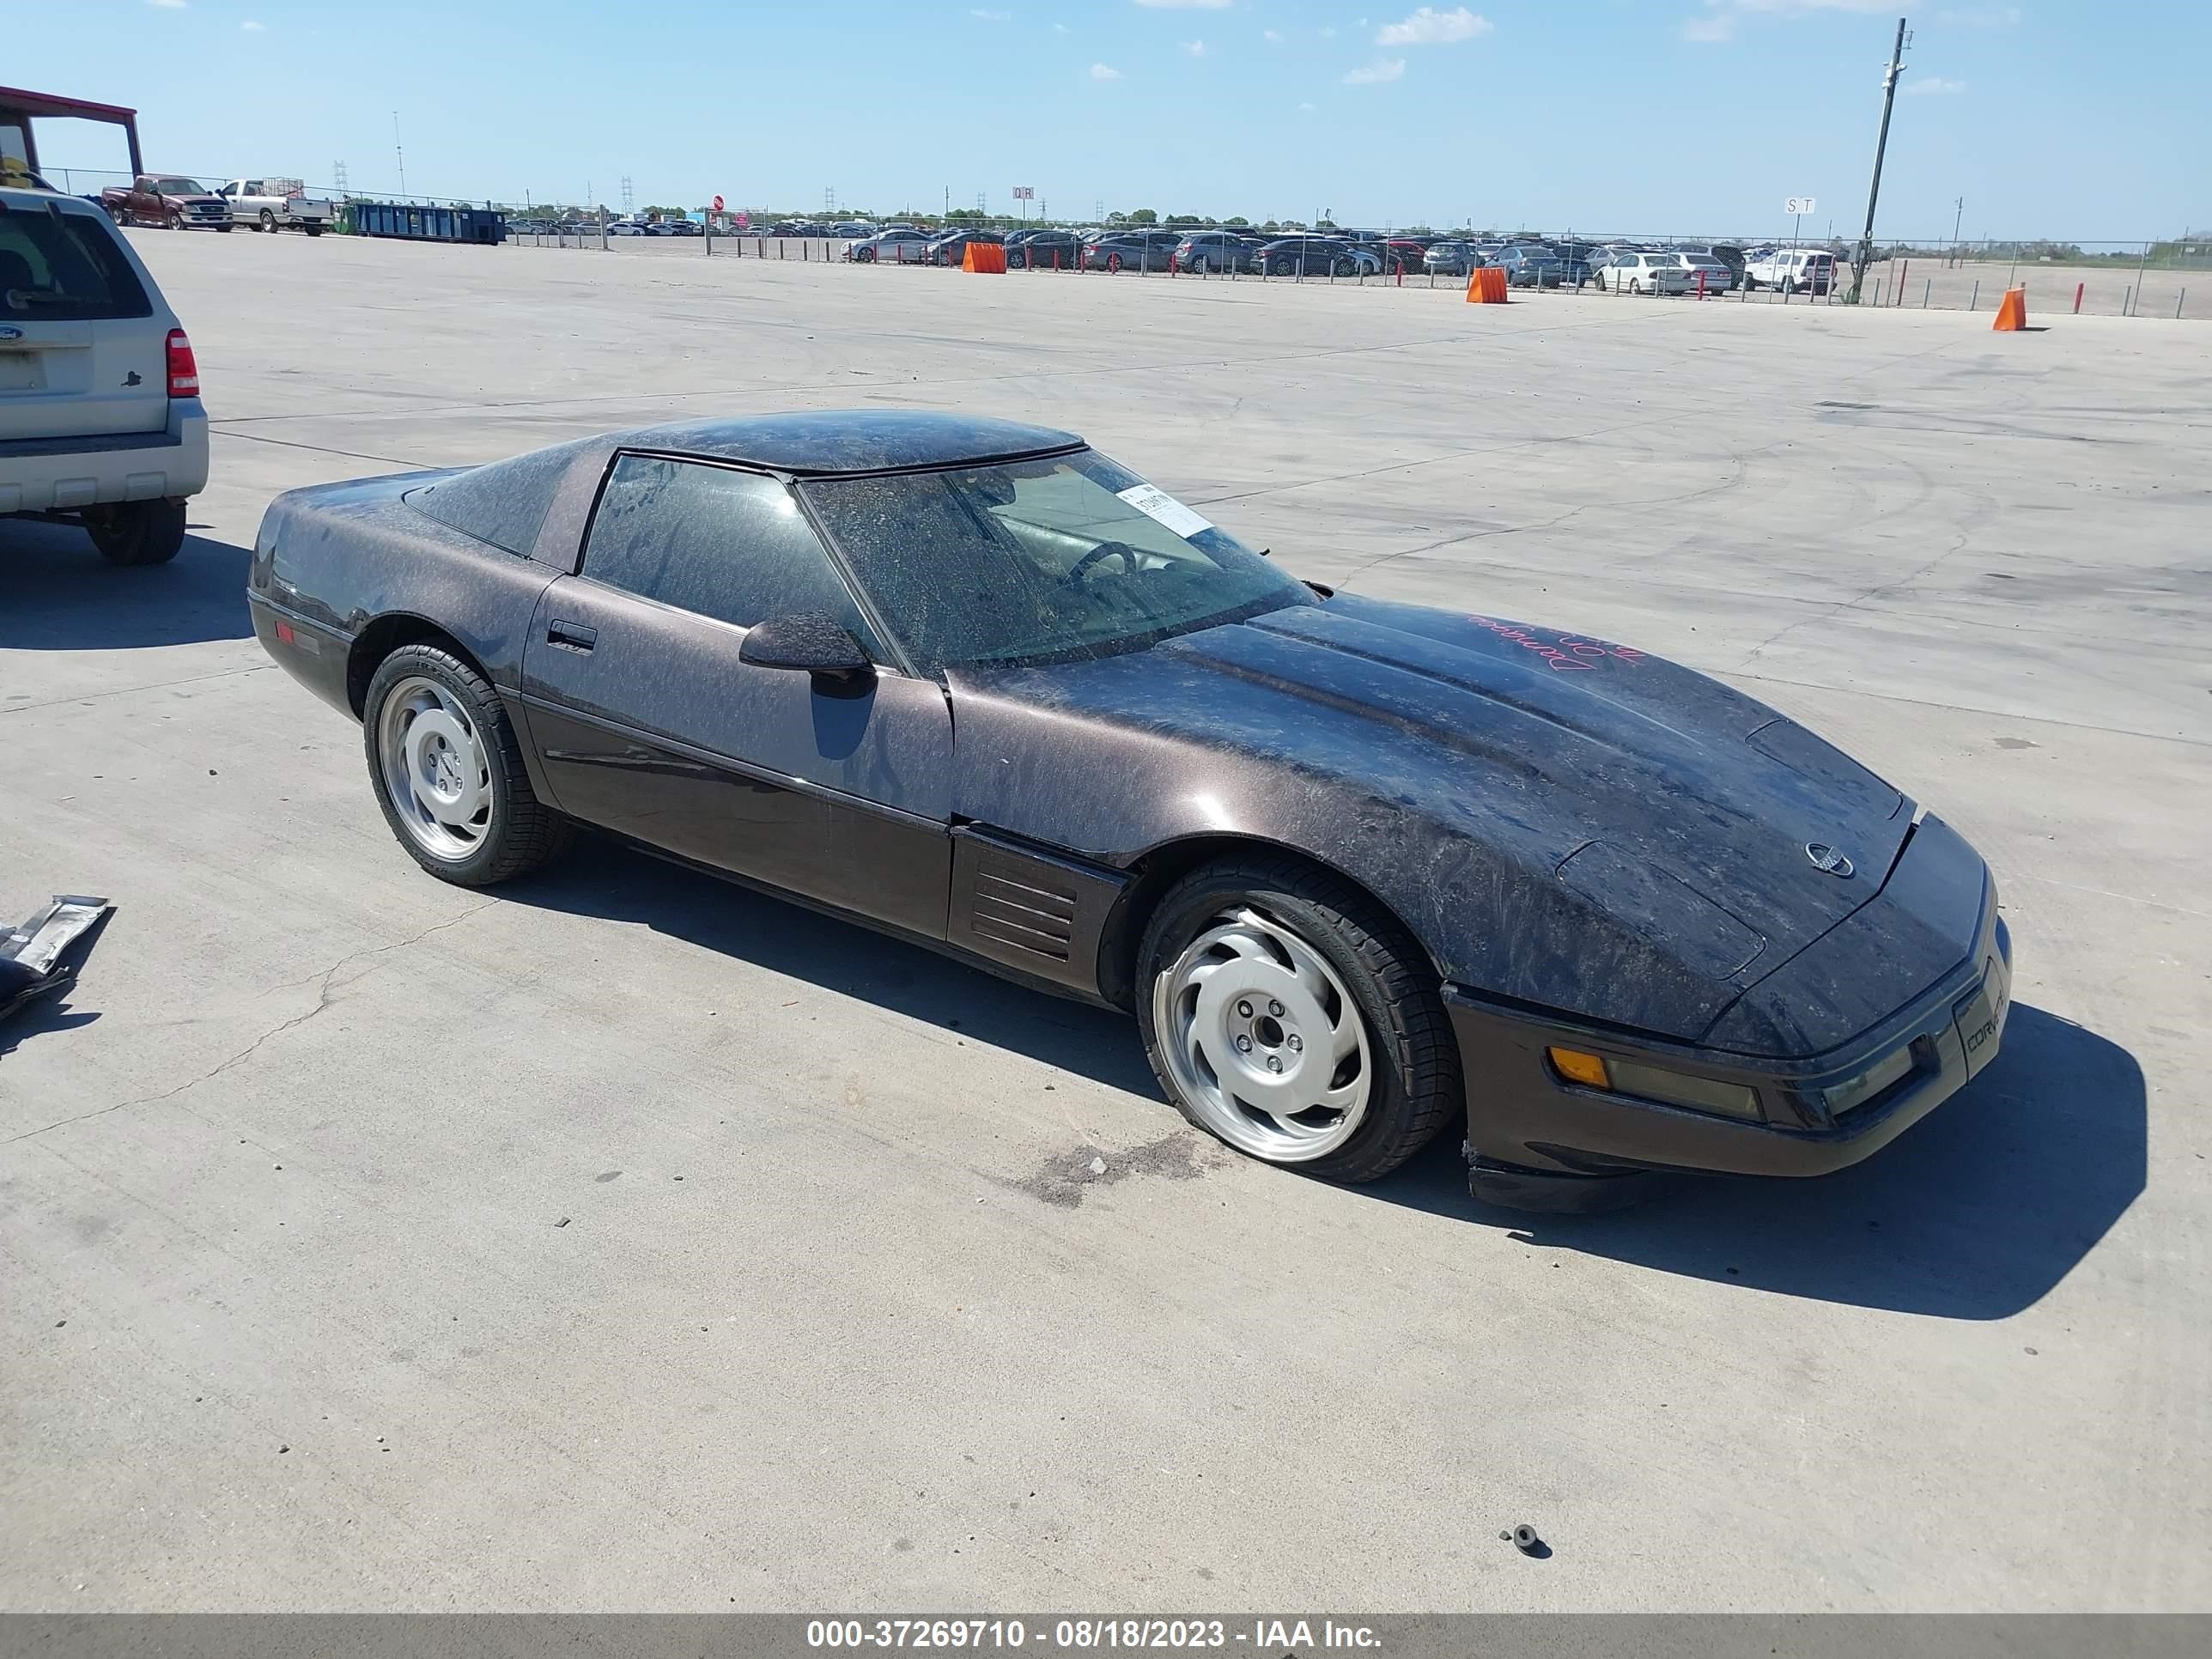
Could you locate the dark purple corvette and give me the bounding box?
[248,410,2010,1208]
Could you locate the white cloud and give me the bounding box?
[1376,6,1490,46]
[1682,1,1906,42]
[1298,100,1317,111]
[1090,62,1123,80]
[1902,75,1967,94]
[1263,28,1285,43]
[1342,57,1407,82]
[1182,39,1206,55]
[969,7,1011,19]
[147,0,185,9]
[1133,0,1231,9]
[1721,1,1895,11]
[1054,21,1069,31]
[1320,25,1337,38]
[241,16,264,27]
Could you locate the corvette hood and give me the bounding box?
[949,592,1913,1041]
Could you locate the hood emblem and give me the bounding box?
[0,325,22,340]
[1805,842,1855,878]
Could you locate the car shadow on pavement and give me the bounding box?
[0,519,252,651]
[506,844,2143,1321]
[509,841,1163,1098]
[1367,1001,2145,1320]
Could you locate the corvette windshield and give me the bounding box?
[801,450,1315,671]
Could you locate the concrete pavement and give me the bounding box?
[3,231,2207,1612]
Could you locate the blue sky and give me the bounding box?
[20,2,2208,237]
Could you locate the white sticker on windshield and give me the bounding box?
[1116,483,1213,540]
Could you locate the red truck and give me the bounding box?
[99,173,234,231]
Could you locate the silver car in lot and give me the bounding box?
[844,228,934,264]
[1669,252,1737,294]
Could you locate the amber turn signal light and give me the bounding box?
[1547,1047,1610,1089]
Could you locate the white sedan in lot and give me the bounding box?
[1595,252,1696,296]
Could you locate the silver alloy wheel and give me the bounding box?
[376,674,495,862]
[1153,905,1373,1163]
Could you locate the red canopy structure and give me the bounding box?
[0,86,144,185]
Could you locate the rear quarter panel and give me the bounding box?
[249,477,566,720]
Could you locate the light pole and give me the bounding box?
[1950,196,1965,265]
[1848,17,1910,305]
[392,112,406,198]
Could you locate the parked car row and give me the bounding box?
[604,217,704,237]
[95,174,333,235]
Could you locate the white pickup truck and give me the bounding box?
[216,179,333,236]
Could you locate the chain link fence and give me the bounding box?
[37,164,2209,322]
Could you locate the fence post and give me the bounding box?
[1897,258,1909,306]
[1969,279,1978,311]
[2130,240,2151,317]
[2179,289,2188,320]
[704,213,712,257]
[2074,282,2084,315]
[1922,278,1929,308]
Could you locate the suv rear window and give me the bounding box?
[407,438,594,557]
[0,206,153,321]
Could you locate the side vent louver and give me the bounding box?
[970,868,1077,963]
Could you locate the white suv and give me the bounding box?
[0,184,209,564]
[1743,247,1837,295]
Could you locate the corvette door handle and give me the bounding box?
[545,620,597,653]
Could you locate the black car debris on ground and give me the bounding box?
[247,410,2012,1211]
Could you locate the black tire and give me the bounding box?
[362,643,573,887]
[1106,252,1123,273]
[1332,257,1355,277]
[304,223,323,237]
[1007,251,1026,270]
[258,209,276,232]
[106,201,127,225]
[165,211,185,231]
[84,499,186,566]
[1272,257,1296,276]
[1133,854,1462,1184]
[856,246,875,262]
[216,222,233,232]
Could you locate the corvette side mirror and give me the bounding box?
[739,614,874,684]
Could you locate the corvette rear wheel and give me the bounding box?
[363,644,572,886]
[1137,856,1461,1183]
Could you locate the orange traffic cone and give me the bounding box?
[1992,286,2027,331]
[1465,266,1508,305]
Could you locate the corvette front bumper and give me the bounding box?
[1447,818,2012,1208]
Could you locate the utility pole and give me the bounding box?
[1848,16,1909,305]
[392,112,405,198]
[1950,195,1965,265]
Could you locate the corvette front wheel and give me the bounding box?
[1136,856,1462,1183]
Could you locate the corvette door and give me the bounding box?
[520,453,953,939]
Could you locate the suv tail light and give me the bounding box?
[166,329,199,398]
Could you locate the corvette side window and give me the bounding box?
[582,455,883,654]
